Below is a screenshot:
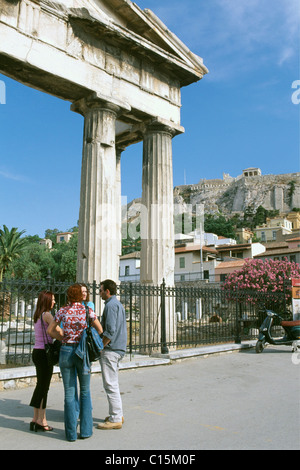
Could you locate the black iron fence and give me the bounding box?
[0,277,291,366]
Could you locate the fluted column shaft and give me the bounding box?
[140,121,176,353]
[116,146,125,261]
[140,122,175,286]
[74,98,120,285]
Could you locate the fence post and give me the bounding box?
[161,279,169,354]
[46,269,52,291]
[235,294,241,344]
[129,282,133,361]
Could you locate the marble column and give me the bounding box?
[72,96,120,285]
[140,121,176,286]
[140,120,177,353]
[116,146,125,264]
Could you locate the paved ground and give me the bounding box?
[0,345,299,451]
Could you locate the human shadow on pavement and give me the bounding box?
[0,397,65,441]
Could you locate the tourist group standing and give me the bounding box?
[29,280,127,441]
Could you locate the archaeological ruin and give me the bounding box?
[0,0,208,351]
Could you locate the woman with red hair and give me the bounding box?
[48,283,102,441]
[29,290,62,432]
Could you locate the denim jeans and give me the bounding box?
[59,344,93,441]
[100,349,123,423]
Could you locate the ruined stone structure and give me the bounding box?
[0,0,207,351]
[174,170,300,216]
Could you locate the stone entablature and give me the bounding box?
[0,0,207,146]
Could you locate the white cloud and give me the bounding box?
[278,47,295,67]
[149,0,299,80]
[0,169,28,182]
[216,0,299,63]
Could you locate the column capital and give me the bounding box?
[144,117,185,138]
[71,91,131,117]
[116,144,126,155]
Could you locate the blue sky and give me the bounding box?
[0,0,299,238]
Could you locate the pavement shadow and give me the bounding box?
[238,346,293,354]
[0,397,65,441]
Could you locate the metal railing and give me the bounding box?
[0,277,290,366]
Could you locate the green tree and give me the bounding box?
[51,232,78,281]
[44,228,60,245]
[5,229,78,282]
[0,225,27,281]
[252,205,267,227]
[243,205,280,230]
[204,213,236,239]
[8,243,56,280]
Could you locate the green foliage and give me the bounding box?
[204,213,236,239]
[288,181,296,203]
[223,258,300,308]
[242,205,280,230]
[7,243,55,280]
[4,228,78,282]
[44,228,60,245]
[51,232,78,281]
[122,236,141,255]
[0,225,27,281]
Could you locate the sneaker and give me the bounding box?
[97,421,122,430]
[105,416,124,424]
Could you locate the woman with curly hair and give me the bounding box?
[47,284,102,441]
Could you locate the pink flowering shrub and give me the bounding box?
[223,258,300,307]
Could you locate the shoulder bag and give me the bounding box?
[85,305,103,362]
[41,314,61,366]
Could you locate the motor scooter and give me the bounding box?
[256,309,300,353]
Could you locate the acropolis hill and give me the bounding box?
[174,168,300,216]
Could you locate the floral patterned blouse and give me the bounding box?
[54,302,96,344]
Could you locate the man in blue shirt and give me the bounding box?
[97,279,127,430]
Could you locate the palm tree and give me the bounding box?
[0,225,26,281]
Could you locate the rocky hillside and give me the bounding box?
[174,171,300,216]
[124,170,300,222]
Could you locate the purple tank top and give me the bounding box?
[34,313,53,349]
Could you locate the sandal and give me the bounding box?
[34,423,54,432]
[29,421,36,431]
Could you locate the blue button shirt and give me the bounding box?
[101,296,127,357]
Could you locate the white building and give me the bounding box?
[188,229,236,247]
[175,244,218,282]
[39,238,53,249]
[56,232,73,244]
[119,252,140,282]
[119,232,265,283]
[216,242,266,260]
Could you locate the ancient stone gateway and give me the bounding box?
[0,0,207,351]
